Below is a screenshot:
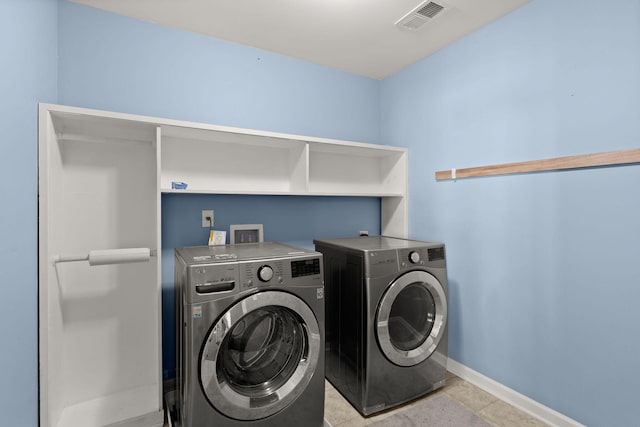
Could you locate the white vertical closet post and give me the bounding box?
[154,125,164,409]
[381,150,409,238]
[38,104,63,427]
[381,197,408,238]
[289,141,309,193]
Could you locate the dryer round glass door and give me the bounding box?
[376,270,447,367]
[200,290,321,420]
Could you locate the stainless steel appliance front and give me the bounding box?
[314,236,448,416]
[175,243,325,427]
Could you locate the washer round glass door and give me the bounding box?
[376,270,447,367]
[200,291,321,420]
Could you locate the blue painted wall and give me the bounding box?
[381,0,640,425]
[0,0,58,424]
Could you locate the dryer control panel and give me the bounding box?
[398,245,446,270]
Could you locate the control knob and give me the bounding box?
[409,251,421,264]
[258,265,274,282]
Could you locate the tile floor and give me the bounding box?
[324,371,550,427]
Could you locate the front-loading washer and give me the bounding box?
[314,236,448,416]
[174,242,325,427]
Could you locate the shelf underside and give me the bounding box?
[161,188,403,197]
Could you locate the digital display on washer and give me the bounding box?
[427,247,445,261]
[291,258,320,277]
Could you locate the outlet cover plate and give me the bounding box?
[202,210,214,228]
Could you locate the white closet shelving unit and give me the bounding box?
[39,106,163,427]
[38,103,408,427]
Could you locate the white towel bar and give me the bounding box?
[53,248,156,266]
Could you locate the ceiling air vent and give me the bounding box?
[417,2,445,18]
[396,1,447,31]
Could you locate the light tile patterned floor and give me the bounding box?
[324,371,550,427]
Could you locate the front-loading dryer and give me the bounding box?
[314,236,448,416]
[174,242,325,427]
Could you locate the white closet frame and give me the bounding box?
[38,103,408,427]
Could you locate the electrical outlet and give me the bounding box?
[202,210,214,228]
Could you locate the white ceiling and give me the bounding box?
[69,0,530,80]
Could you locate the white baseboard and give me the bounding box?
[446,358,584,427]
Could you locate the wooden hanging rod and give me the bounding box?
[435,148,640,181]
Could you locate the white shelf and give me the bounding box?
[161,188,296,195]
[159,125,406,201]
[161,134,307,194]
[308,142,406,196]
[160,190,407,199]
[57,385,163,427]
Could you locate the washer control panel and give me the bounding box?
[239,256,323,289]
[177,244,324,303]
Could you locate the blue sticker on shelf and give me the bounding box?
[171,181,188,190]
